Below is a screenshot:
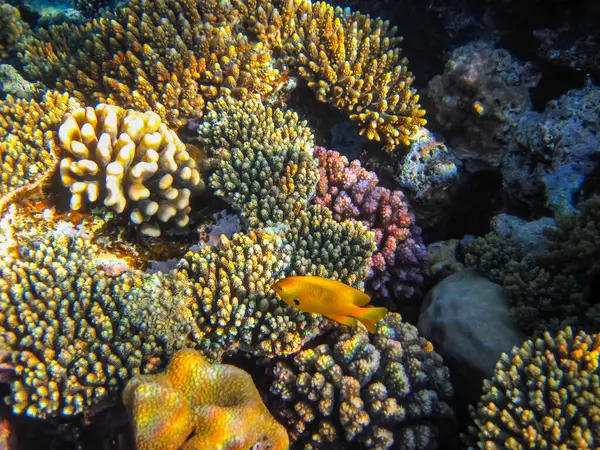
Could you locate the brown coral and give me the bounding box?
[232,0,426,151]
[20,0,287,130]
[0,91,71,212]
[0,2,28,60]
[123,348,289,450]
[57,103,205,236]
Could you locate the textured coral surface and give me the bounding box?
[314,146,427,303]
[465,327,600,449]
[270,313,454,449]
[123,348,289,450]
[58,103,204,236]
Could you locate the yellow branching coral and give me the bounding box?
[0,91,71,212]
[0,205,167,419]
[231,0,426,151]
[123,348,289,450]
[198,96,319,227]
[57,103,205,236]
[20,0,287,130]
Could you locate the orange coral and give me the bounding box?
[123,348,289,450]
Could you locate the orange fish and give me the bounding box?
[272,275,388,333]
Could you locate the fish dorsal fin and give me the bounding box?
[347,287,370,306]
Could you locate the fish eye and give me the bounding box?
[293,299,300,306]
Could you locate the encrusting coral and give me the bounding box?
[269,313,454,449]
[20,0,286,130]
[123,348,289,450]
[197,96,319,228]
[57,103,205,236]
[233,0,427,151]
[0,91,72,212]
[464,327,600,449]
[314,146,427,303]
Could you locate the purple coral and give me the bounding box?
[314,146,427,304]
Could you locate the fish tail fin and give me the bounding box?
[355,307,388,333]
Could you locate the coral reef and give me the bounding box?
[57,103,205,236]
[20,0,286,130]
[232,0,427,151]
[462,195,600,334]
[197,97,319,228]
[0,90,71,212]
[0,197,376,418]
[464,327,600,449]
[0,205,167,418]
[0,2,28,60]
[314,146,427,304]
[425,40,539,171]
[269,313,454,449]
[123,348,289,450]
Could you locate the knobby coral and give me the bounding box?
[197,96,319,228]
[0,91,71,212]
[269,313,454,449]
[123,348,289,450]
[464,327,600,449]
[233,0,427,151]
[0,206,167,418]
[20,0,286,130]
[0,2,28,59]
[57,103,205,236]
[314,146,427,303]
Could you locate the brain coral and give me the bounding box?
[20,0,285,129]
[464,327,600,449]
[123,348,289,450]
[232,0,427,151]
[0,91,71,212]
[269,313,454,449]
[57,103,205,236]
[197,96,319,228]
[314,146,427,303]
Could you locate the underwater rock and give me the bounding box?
[418,269,525,377]
[503,84,600,215]
[490,214,556,256]
[425,40,540,172]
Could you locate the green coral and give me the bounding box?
[269,313,454,449]
[198,96,319,228]
[464,327,600,449]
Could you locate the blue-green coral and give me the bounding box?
[269,313,454,449]
[464,327,600,449]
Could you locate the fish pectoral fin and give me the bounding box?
[348,290,371,306]
[324,314,358,329]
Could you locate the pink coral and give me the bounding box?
[314,146,427,303]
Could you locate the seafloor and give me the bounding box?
[0,0,599,448]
